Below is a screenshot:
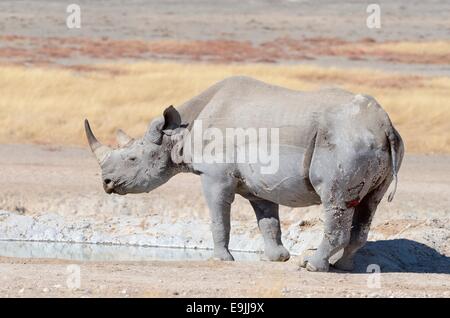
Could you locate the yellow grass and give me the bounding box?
[372,41,450,55]
[0,62,449,153]
[336,41,450,61]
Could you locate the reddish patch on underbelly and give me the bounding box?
[346,198,360,208]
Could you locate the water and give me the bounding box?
[0,240,262,262]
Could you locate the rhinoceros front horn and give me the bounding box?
[84,119,112,164]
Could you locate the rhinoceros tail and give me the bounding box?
[386,127,403,202]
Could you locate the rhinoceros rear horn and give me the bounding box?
[116,129,134,147]
[84,119,112,164]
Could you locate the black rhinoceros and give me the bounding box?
[84,76,404,272]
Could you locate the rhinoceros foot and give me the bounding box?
[262,245,290,262]
[299,249,330,272]
[332,257,355,271]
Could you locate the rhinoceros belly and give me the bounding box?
[236,146,321,207]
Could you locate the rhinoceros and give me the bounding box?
[84,76,404,272]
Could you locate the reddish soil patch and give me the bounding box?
[0,47,33,59]
[0,34,448,67]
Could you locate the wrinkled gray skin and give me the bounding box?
[85,76,404,272]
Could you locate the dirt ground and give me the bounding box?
[1,256,449,298]
[2,0,449,42]
[0,145,449,298]
[1,0,450,75]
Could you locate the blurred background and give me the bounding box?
[0,0,449,153]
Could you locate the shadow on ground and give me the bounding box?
[351,239,450,274]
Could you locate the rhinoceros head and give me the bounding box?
[84,106,184,195]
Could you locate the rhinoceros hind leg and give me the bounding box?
[301,203,355,272]
[250,199,290,262]
[333,177,392,271]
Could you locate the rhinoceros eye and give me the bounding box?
[128,156,137,162]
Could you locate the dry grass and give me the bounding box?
[335,40,450,64]
[0,62,449,153]
[373,41,450,56]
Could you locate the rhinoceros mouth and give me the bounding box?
[103,181,115,194]
[109,186,128,195]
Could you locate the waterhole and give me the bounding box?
[0,240,261,262]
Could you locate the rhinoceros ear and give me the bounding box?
[162,105,181,131]
[145,105,181,144]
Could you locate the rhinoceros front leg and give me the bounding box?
[250,199,290,262]
[201,174,237,261]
